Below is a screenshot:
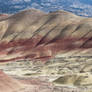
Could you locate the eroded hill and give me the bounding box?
[0,9,92,62]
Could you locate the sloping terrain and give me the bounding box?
[0,70,22,92]
[0,9,92,62]
[0,9,92,92]
[0,70,57,92]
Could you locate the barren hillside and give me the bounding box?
[0,9,91,62]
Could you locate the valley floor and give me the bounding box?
[0,56,92,92]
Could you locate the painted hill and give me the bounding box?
[0,70,22,92]
[0,9,92,62]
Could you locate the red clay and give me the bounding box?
[0,36,91,62]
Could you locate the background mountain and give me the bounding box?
[0,0,92,17]
[0,9,92,62]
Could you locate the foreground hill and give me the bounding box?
[0,70,22,92]
[0,9,92,62]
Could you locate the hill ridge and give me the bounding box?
[0,9,91,62]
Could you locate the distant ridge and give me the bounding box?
[0,9,92,62]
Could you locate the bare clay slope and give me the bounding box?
[0,70,22,92]
[0,9,92,62]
